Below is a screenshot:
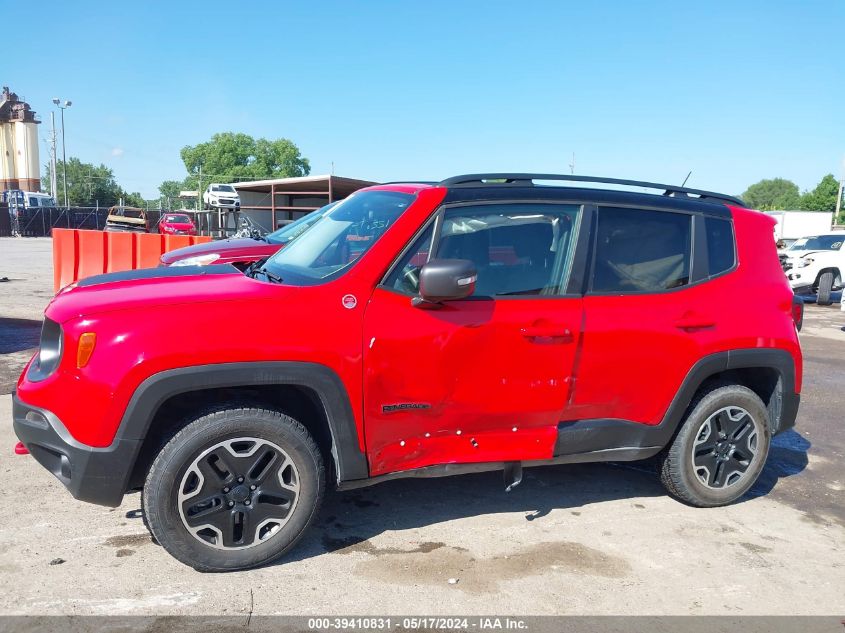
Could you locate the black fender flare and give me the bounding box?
[814,267,842,287]
[117,361,369,485]
[554,348,799,458]
[660,348,798,437]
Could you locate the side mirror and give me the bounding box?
[415,258,477,306]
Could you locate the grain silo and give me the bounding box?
[0,86,41,192]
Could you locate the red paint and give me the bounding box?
[158,214,197,236]
[363,288,582,475]
[159,237,280,267]
[16,185,802,480]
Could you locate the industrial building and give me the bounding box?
[0,87,40,192]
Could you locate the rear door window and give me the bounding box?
[591,207,691,293]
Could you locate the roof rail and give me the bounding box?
[438,173,746,207]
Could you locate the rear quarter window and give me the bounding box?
[705,217,735,277]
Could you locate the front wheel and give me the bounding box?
[142,406,324,572]
[816,271,834,306]
[658,384,771,507]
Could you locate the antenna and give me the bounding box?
[569,153,576,175]
[681,171,692,187]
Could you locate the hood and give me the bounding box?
[46,265,266,323]
[208,190,239,197]
[160,237,276,264]
[161,221,195,229]
[786,249,825,260]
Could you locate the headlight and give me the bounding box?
[27,318,63,381]
[170,253,221,267]
[799,257,814,268]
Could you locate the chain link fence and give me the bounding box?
[3,207,262,239]
[4,207,166,237]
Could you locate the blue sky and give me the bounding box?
[8,0,844,198]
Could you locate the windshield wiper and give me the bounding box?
[258,267,283,284]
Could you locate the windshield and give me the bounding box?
[788,235,844,252]
[266,204,336,245]
[165,214,191,223]
[212,185,235,192]
[260,190,414,285]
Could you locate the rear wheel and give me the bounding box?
[658,384,770,507]
[816,271,834,306]
[142,406,324,572]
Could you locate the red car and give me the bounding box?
[160,204,334,268]
[14,174,803,572]
[158,213,197,236]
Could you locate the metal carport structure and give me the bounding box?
[233,174,376,232]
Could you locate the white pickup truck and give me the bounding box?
[783,232,845,305]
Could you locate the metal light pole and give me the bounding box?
[837,157,845,222]
[49,112,58,200]
[52,98,72,208]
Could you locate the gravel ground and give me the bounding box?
[0,236,843,616]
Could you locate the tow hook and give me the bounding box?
[503,461,523,492]
[14,442,29,455]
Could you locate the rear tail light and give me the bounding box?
[792,296,804,332]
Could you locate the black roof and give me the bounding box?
[439,173,745,208]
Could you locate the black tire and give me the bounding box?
[142,406,324,572]
[816,271,834,306]
[658,384,771,508]
[139,490,159,546]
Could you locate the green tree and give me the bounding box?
[41,158,153,208]
[158,179,185,199]
[799,174,840,212]
[157,179,190,209]
[42,158,125,207]
[180,132,310,189]
[741,178,801,210]
[122,191,147,208]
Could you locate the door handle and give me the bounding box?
[674,313,715,331]
[520,325,574,344]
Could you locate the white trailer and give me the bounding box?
[766,211,833,243]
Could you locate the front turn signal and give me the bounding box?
[77,332,97,368]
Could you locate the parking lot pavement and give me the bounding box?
[0,238,54,394]
[0,237,843,615]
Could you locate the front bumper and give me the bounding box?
[12,393,139,507]
[208,199,240,209]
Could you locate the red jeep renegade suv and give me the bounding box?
[13,174,803,572]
